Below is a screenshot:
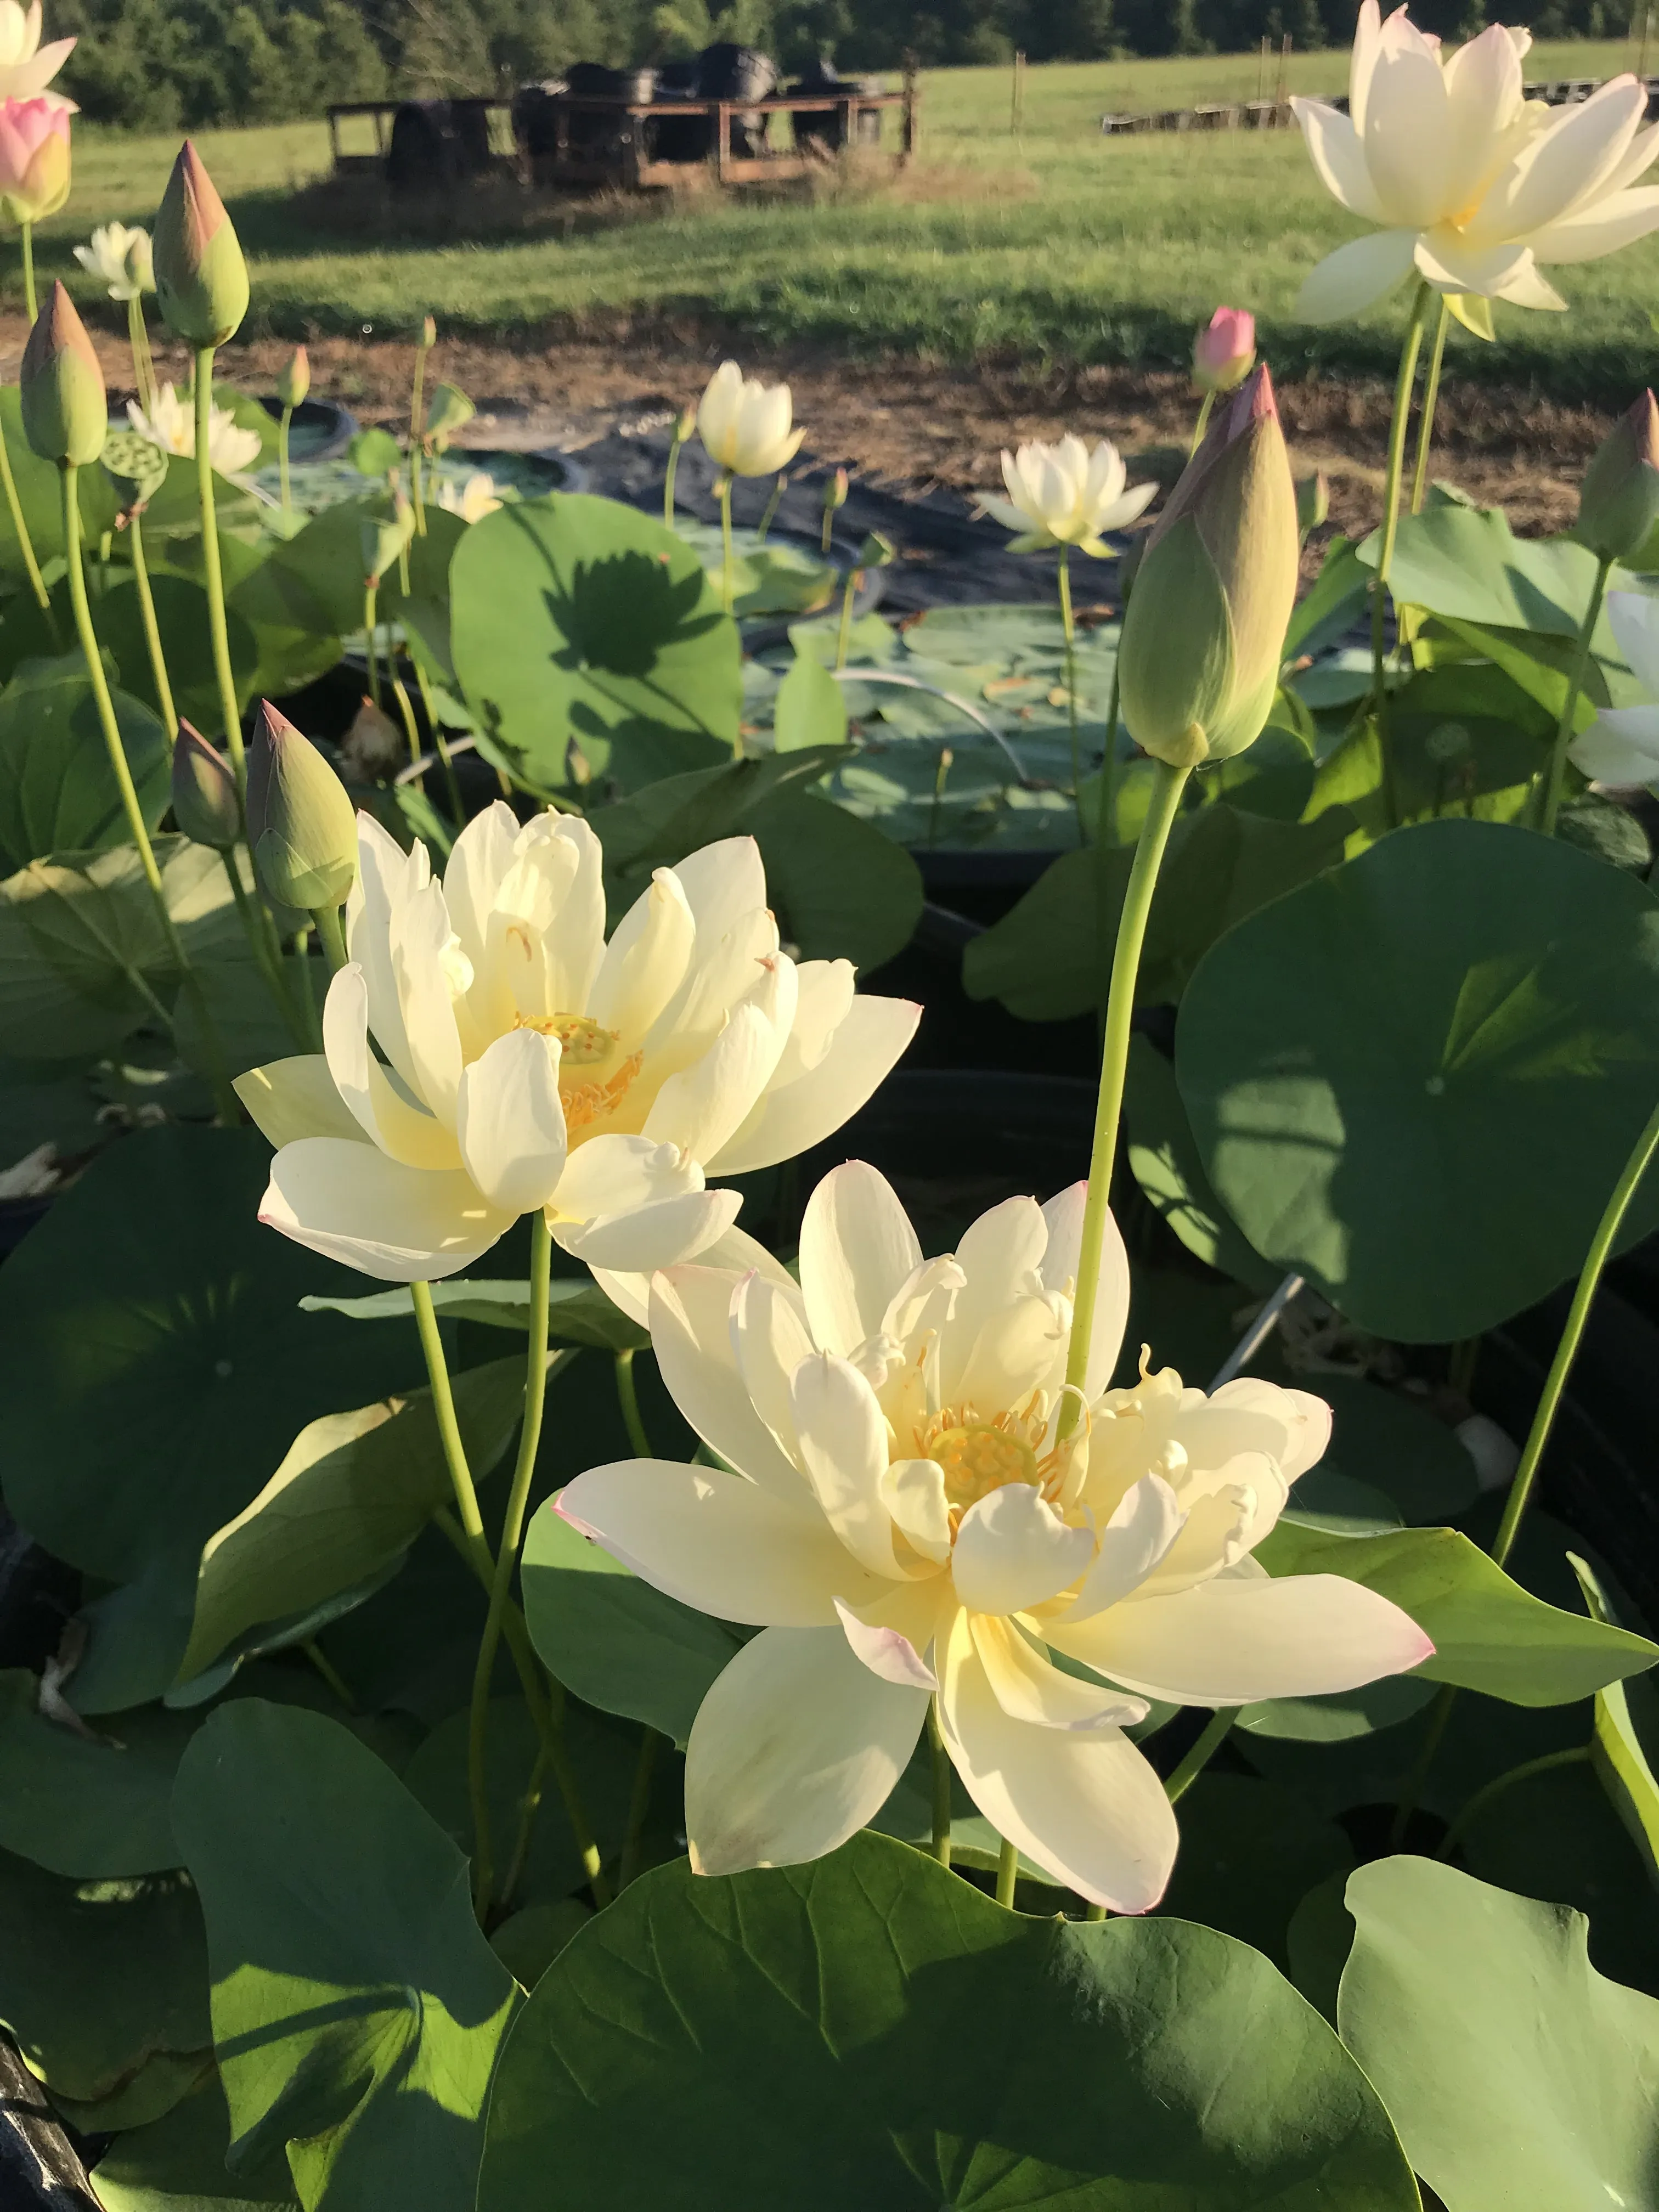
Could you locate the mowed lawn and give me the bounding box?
[33,38,1659,399]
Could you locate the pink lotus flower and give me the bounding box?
[1192,307,1256,393]
[0,94,67,223]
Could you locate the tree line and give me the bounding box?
[48,0,1635,128]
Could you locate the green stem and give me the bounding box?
[127,296,156,417]
[835,567,857,672]
[364,582,381,709]
[1061,757,1193,1432]
[0,404,51,616]
[614,1348,652,1458]
[1437,1745,1590,1861]
[718,474,736,615]
[311,901,348,974]
[301,1638,355,1709]
[1097,657,1122,848]
[127,512,177,741]
[1164,1708,1237,1805]
[663,426,684,530]
[1493,1088,1659,1568]
[995,1833,1019,1909]
[754,470,785,544]
[927,1698,952,1870]
[618,1725,660,1891]
[467,1213,557,1923]
[194,347,245,776]
[1084,1901,1109,1922]
[1409,297,1451,516]
[223,852,310,1051]
[64,462,238,1121]
[20,219,35,323]
[413,1282,492,1559]
[390,672,423,772]
[1389,1680,1457,1849]
[278,403,294,515]
[1371,281,1431,830]
[1057,547,1084,845]
[410,334,429,535]
[498,1739,549,1916]
[1188,386,1215,457]
[1536,552,1612,837]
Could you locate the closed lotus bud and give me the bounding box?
[121,229,153,295]
[1192,306,1256,396]
[21,281,105,467]
[1577,391,1659,563]
[675,400,697,444]
[824,465,849,514]
[420,313,436,349]
[1118,362,1299,770]
[154,141,249,348]
[276,345,309,410]
[1295,468,1330,537]
[171,720,241,851]
[246,701,358,911]
[360,496,415,587]
[0,98,71,225]
[422,381,474,454]
[858,529,896,568]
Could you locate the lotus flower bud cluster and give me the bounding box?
[978,436,1156,557]
[1577,390,1659,563]
[171,721,241,852]
[1192,306,1256,394]
[21,280,104,467]
[0,92,66,222]
[154,141,248,348]
[276,345,310,411]
[75,221,151,301]
[697,361,804,479]
[1118,363,1298,769]
[246,702,358,914]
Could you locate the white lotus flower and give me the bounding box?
[977,436,1156,556]
[1292,2,1659,320]
[435,469,502,523]
[127,381,262,477]
[0,1,75,103]
[1571,590,1659,787]
[696,360,804,479]
[74,221,151,302]
[236,815,919,1284]
[556,1163,1432,1910]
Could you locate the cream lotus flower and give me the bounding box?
[75,221,151,301]
[0,2,75,104]
[127,381,262,476]
[1292,3,1659,321]
[696,360,804,479]
[556,1163,1432,1910]
[977,436,1156,556]
[1571,590,1659,787]
[236,814,919,1285]
[435,469,502,523]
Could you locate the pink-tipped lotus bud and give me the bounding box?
[1192,307,1256,396]
[420,313,437,349]
[1578,391,1659,563]
[154,141,249,348]
[0,98,70,225]
[1118,362,1298,769]
[1295,468,1330,537]
[246,701,358,911]
[171,720,241,851]
[276,346,309,410]
[824,465,849,514]
[21,281,105,467]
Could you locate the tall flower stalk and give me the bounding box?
[1369,280,1432,827]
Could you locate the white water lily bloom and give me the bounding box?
[1291,2,1659,320]
[557,1163,1432,1909]
[0,1,75,103]
[236,814,919,1284]
[74,221,151,301]
[127,381,262,476]
[1571,590,1659,787]
[696,360,804,478]
[977,436,1156,556]
[435,469,502,523]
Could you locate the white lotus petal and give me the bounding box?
[260,1137,511,1282]
[834,1595,938,1689]
[950,1483,1093,1615]
[789,1352,910,1578]
[972,1613,1146,1731]
[554,1185,741,1271]
[797,1160,922,1359]
[1295,229,1419,321]
[323,963,461,1171]
[705,994,920,1176]
[587,867,697,1045]
[1293,98,1387,221]
[1608,591,1659,697]
[455,1026,568,1215]
[235,1056,364,1150]
[730,1269,816,1459]
[651,1265,805,1497]
[1039,1180,1130,1397]
[1062,1474,1186,1622]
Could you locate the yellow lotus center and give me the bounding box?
[925,1413,1041,1511]
[513,1012,642,1137]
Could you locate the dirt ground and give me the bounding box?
[18,311,1608,544]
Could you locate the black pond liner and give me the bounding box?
[253,395,359,465]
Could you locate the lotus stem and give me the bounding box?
[498,1737,550,1915]
[311,901,348,974]
[63,462,238,1122]
[222,853,311,1052]
[928,744,952,847]
[364,581,381,709]
[410,325,430,535]
[1188,387,1215,458]
[663,419,685,529]
[718,473,736,616]
[412,658,465,827]
[1409,296,1451,515]
[193,346,245,777]
[127,295,156,419]
[301,1638,355,1709]
[618,1726,660,1891]
[614,1348,652,1459]
[835,566,858,673]
[390,672,422,772]
[1536,552,1612,837]
[1370,280,1432,830]
[278,402,294,515]
[995,1834,1019,1909]
[927,1698,952,1870]
[1062,756,1192,1432]
[1164,1707,1237,1804]
[755,470,785,544]
[1057,548,1084,846]
[126,511,177,742]
[0,399,50,619]
[1436,1745,1590,1861]
[19,219,35,324]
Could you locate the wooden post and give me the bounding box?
[622,106,642,190]
[1277,33,1291,106]
[901,56,918,165]
[1258,35,1268,99]
[715,100,731,183]
[1011,50,1025,134]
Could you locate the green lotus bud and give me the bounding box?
[154,141,250,348]
[360,496,415,586]
[675,400,697,444]
[1295,469,1330,538]
[276,345,310,410]
[1117,362,1298,770]
[246,700,358,911]
[824,466,849,515]
[1577,390,1659,563]
[857,529,896,568]
[21,283,106,468]
[420,313,437,350]
[171,720,241,851]
[422,381,474,454]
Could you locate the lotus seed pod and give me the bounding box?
[21,281,106,467]
[246,701,358,912]
[154,141,249,348]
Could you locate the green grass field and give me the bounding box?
[35,38,1659,401]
